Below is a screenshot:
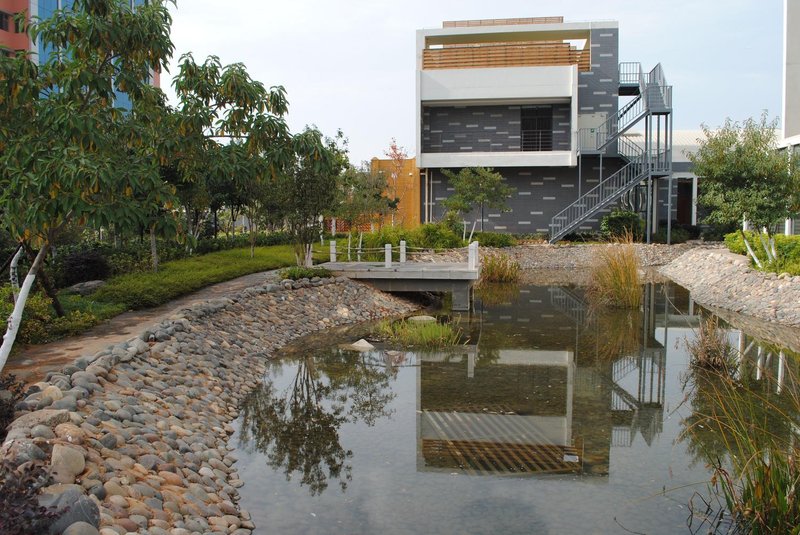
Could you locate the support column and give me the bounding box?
[691,175,698,225]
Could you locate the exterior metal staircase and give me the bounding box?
[549,63,672,243]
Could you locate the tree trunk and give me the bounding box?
[213,210,218,238]
[740,229,763,269]
[0,245,48,372]
[8,246,23,303]
[150,225,159,272]
[23,243,64,317]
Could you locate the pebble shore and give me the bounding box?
[661,247,800,327]
[1,277,416,535]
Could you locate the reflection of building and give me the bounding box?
[417,348,581,475]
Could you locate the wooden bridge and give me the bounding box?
[321,242,480,311]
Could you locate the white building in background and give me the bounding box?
[782,0,800,151]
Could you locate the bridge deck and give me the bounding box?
[322,261,479,280]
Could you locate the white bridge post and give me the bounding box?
[329,240,337,263]
[468,241,479,270]
[400,240,406,263]
[385,244,392,268]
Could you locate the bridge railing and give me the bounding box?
[328,240,480,270]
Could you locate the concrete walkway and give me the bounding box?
[4,269,281,384]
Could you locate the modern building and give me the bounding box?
[415,17,674,241]
[0,0,160,101]
[783,0,799,151]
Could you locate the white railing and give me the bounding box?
[329,240,480,271]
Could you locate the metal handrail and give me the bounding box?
[548,155,649,242]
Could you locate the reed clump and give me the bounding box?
[586,233,642,308]
[480,253,521,284]
[687,315,736,372]
[376,318,462,348]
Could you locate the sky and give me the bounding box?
[163,0,785,165]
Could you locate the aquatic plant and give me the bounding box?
[474,283,519,306]
[682,356,800,534]
[586,233,642,308]
[479,253,521,284]
[376,318,462,348]
[686,315,737,373]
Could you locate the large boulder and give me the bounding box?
[65,280,106,296]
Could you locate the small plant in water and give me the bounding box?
[480,253,521,284]
[279,266,333,280]
[687,316,736,372]
[586,232,641,308]
[376,318,462,348]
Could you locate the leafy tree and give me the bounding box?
[279,130,347,267]
[335,163,393,246]
[442,167,516,232]
[0,0,177,370]
[383,138,408,227]
[689,114,800,268]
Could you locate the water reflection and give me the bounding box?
[238,350,396,495]
[232,282,800,534]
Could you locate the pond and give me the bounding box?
[229,282,800,534]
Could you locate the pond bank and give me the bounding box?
[660,247,800,327]
[1,278,416,535]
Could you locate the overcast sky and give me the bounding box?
[163,0,784,164]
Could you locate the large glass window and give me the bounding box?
[521,106,553,152]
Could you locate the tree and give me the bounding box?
[335,163,393,241]
[689,114,800,268]
[278,129,347,267]
[0,0,177,370]
[383,138,408,227]
[441,167,516,231]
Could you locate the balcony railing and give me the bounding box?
[423,130,563,153]
[422,41,590,71]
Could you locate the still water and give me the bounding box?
[230,283,798,534]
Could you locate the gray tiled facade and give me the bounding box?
[421,104,572,153]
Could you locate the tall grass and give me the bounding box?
[684,365,800,534]
[586,234,642,308]
[376,318,462,348]
[480,253,521,284]
[687,315,737,373]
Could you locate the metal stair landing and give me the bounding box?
[548,62,672,243]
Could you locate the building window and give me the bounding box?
[521,106,553,151]
[0,12,10,32]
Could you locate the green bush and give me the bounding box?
[0,286,54,345]
[480,253,521,283]
[652,226,691,244]
[724,231,800,274]
[473,232,517,248]
[56,249,111,286]
[279,266,333,280]
[600,210,644,240]
[50,310,100,338]
[411,223,464,250]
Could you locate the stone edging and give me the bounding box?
[660,248,800,327]
[1,277,417,535]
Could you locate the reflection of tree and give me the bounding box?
[581,307,642,363]
[238,349,396,495]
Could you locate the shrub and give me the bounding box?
[0,460,62,534]
[652,226,691,244]
[50,311,100,338]
[0,286,54,345]
[586,236,642,308]
[411,223,464,250]
[473,232,517,248]
[280,266,333,280]
[55,249,110,286]
[480,253,521,284]
[376,318,462,348]
[724,231,800,274]
[700,222,737,242]
[600,210,644,240]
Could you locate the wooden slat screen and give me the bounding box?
[423,42,590,71]
[443,17,564,28]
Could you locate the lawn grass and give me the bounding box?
[92,245,306,310]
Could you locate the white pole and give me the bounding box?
[357,232,363,262]
[785,218,794,236]
[468,221,477,243]
[400,240,406,263]
[468,242,478,270]
[329,240,337,263]
[384,244,392,268]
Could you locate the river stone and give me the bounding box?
[66,280,106,296]
[348,338,375,351]
[408,315,437,323]
[43,488,100,535]
[31,424,56,439]
[41,385,64,402]
[51,444,86,483]
[54,423,85,444]
[62,521,100,535]
[8,409,69,430]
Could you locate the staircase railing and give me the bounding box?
[549,152,649,242]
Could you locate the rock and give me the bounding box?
[66,280,106,296]
[8,409,69,430]
[62,521,100,535]
[41,385,64,401]
[51,444,86,484]
[31,424,56,439]
[42,489,100,535]
[347,338,375,351]
[54,423,85,444]
[408,315,437,323]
